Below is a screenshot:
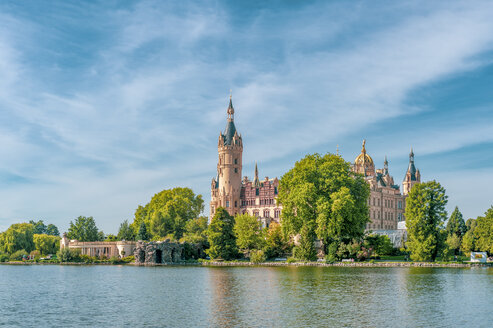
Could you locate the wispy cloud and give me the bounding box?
[0,1,492,232]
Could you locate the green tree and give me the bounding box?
[446,206,466,238]
[46,224,60,237]
[132,187,204,240]
[234,213,265,256]
[293,223,317,261]
[474,207,493,254]
[117,220,135,241]
[445,233,461,258]
[405,181,448,261]
[181,216,208,245]
[33,234,60,255]
[278,153,370,253]
[263,222,290,259]
[0,223,35,254]
[29,220,47,234]
[206,207,238,260]
[365,234,393,256]
[67,216,101,242]
[136,222,150,241]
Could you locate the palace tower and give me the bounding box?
[210,96,243,220]
[402,148,421,195]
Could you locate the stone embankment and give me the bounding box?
[199,261,490,268]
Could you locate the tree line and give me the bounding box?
[1,153,492,263]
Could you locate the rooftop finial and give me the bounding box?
[227,93,234,121]
[362,139,366,153]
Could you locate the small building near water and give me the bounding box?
[60,233,136,258]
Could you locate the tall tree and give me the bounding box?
[136,222,150,241]
[117,220,135,241]
[132,187,204,240]
[46,224,60,237]
[474,206,493,254]
[29,220,47,235]
[446,206,466,238]
[0,223,35,254]
[206,207,238,260]
[405,181,448,261]
[67,216,101,242]
[234,213,265,256]
[278,153,370,252]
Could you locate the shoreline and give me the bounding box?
[1,261,491,268]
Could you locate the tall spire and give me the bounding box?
[227,92,234,122]
[361,139,367,154]
[383,156,389,175]
[222,94,238,145]
[253,162,261,187]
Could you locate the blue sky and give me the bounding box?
[0,0,492,233]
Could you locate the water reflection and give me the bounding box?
[0,266,491,327]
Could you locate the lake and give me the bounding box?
[0,265,492,327]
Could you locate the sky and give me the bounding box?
[0,0,492,234]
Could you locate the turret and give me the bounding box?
[210,95,243,221]
[403,147,420,195]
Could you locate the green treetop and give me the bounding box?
[405,180,448,261]
[0,223,35,254]
[136,222,150,241]
[132,187,204,240]
[277,153,370,253]
[117,219,135,241]
[446,206,466,238]
[67,216,102,242]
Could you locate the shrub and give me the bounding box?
[250,250,266,264]
[57,248,81,262]
[325,254,336,264]
[286,257,297,263]
[0,253,10,262]
[10,249,28,261]
[121,255,135,263]
[110,256,122,264]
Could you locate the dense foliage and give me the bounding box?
[180,217,208,245]
[206,208,238,260]
[278,153,370,256]
[117,220,135,241]
[405,181,448,261]
[33,234,60,255]
[136,222,150,241]
[29,220,60,236]
[234,213,265,255]
[263,222,290,259]
[132,187,204,240]
[67,216,103,242]
[0,223,35,254]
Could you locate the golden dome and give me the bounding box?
[354,139,374,165]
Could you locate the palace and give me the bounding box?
[352,140,420,231]
[209,97,281,226]
[210,97,420,235]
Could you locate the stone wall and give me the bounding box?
[134,241,184,264]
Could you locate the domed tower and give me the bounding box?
[403,147,420,195]
[353,139,375,177]
[210,96,243,221]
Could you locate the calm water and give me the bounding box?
[0,265,492,327]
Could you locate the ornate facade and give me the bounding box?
[352,140,420,230]
[210,97,281,226]
[210,98,420,232]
